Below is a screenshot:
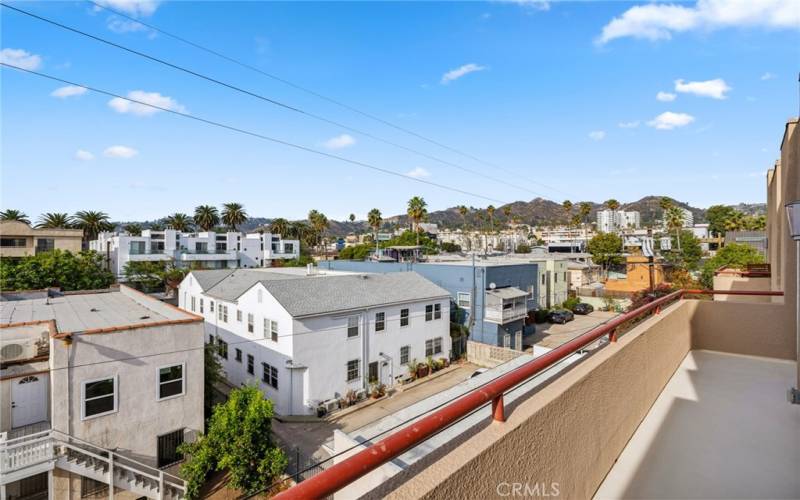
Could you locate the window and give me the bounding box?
[541,274,546,286]
[191,296,196,312]
[222,305,228,323]
[457,292,471,308]
[200,298,204,313]
[400,346,410,365]
[425,337,443,357]
[503,334,511,348]
[208,334,215,345]
[247,313,254,333]
[237,309,242,322]
[35,238,54,254]
[82,377,117,419]
[284,242,294,254]
[158,364,184,400]
[235,348,242,362]
[217,306,223,321]
[347,316,359,338]
[346,359,360,382]
[554,273,558,283]
[0,238,26,247]
[217,339,228,359]
[400,308,409,327]
[563,272,567,282]
[210,300,215,313]
[434,303,442,320]
[375,312,385,332]
[271,320,279,342]
[262,363,279,389]
[247,354,254,375]
[264,318,269,337]
[157,429,184,468]
[425,305,433,321]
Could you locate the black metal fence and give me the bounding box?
[284,446,328,484]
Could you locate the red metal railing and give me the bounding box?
[275,289,784,500]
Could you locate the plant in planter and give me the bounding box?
[427,356,437,372]
[438,358,450,369]
[345,389,358,407]
[416,361,430,379]
[407,359,419,380]
[370,383,387,399]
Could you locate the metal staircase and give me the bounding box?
[0,428,186,499]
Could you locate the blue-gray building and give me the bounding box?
[317,258,539,350]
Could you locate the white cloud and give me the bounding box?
[107,18,148,34]
[597,0,800,45]
[323,134,356,150]
[647,111,695,130]
[406,167,431,179]
[75,149,95,161]
[760,72,776,80]
[499,0,550,11]
[656,91,677,102]
[674,78,731,99]
[0,48,42,70]
[588,130,606,141]
[108,90,186,116]
[618,120,640,129]
[103,145,139,159]
[93,0,160,17]
[441,63,487,84]
[51,86,87,98]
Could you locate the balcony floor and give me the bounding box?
[595,350,800,500]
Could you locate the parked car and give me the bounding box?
[573,303,594,315]
[548,309,575,324]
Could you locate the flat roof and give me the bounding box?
[0,287,196,333]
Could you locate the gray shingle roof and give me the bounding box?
[191,269,236,291]
[202,270,450,317]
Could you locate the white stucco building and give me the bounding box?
[91,229,300,280]
[178,268,451,416]
[0,286,204,499]
[597,210,641,233]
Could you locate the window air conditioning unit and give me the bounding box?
[0,338,36,363]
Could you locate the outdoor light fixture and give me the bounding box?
[786,201,800,404]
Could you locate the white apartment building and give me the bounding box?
[437,229,532,253]
[596,210,641,233]
[0,286,204,499]
[91,229,300,279]
[179,268,451,416]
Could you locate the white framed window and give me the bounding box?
[271,320,278,342]
[541,274,546,286]
[346,359,360,382]
[425,304,433,321]
[190,296,196,312]
[457,292,471,308]
[375,312,385,332]
[264,317,269,337]
[237,309,242,322]
[262,362,279,389]
[235,348,242,362]
[157,363,185,401]
[200,298,204,313]
[210,300,215,312]
[247,354,254,375]
[425,337,443,357]
[347,316,359,338]
[400,346,410,365]
[217,339,228,359]
[218,306,223,321]
[434,303,442,320]
[247,313,254,333]
[400,308,409,327]
[82,376,118,420]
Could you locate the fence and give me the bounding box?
[283,446,327,484]
[466,340,524,368]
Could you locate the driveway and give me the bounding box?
[528,310,619,349]
[272,362,478,465]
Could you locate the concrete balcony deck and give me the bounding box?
[595,350,799,500]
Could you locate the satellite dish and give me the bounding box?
[489,282,496,289]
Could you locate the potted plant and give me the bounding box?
[416,360,430,378]
[345,389,357,407]
[427,356,437,372]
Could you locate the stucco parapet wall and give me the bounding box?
[375,298,793,500]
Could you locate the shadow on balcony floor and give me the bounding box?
[595,350,800,500]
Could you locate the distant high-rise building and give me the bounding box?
[597,209,641,232]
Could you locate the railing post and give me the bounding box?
[609,328,617,343]
[108,453,115,500]
[491,394,505,422]
[158,470,164,500]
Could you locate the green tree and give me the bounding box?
[178,385,287,499]
[307,210,329,254]
[662,230,703,271]
[705,205,736,237]
[269,218,289,237]
[165,213,194,232]
[124,223,142,236]
[604,199,620,211]
[502,205,512,226]
[338,244,373,260]
[73,210,113,243]
[514,243,532,254]
[349,213,356,224]
[665,206,686,251]
[36,212,73,229]
[440,242,462,253]
[194,205,220,231]
[0,209,30,224]
[0,250,114,291]
[700,243,765,288]
[406,197,428,246]
[744,214,766,230]
[587,232,624,275]
[458,205,469,229]
[221,203,248,231]
[486,205,496,234]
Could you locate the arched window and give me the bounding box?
[19,376,39,384]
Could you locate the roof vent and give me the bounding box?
[140,315,150,320]
[90,308,99,312]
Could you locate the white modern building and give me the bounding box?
[91,229,300,280]
[597,210,641,233]
[1,286,204,499]
[178,268,451,416]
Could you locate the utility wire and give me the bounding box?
[1,62,507,205]
[3,2,556,200]
[85,0,569,198]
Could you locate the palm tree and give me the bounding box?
[406,196,428,246]
[221,203,247,231]
[165,213,193,232]
[666,206,685,252]
[287,221,312,246]
[503,205,512,225]
[457,205,469,230]
[605,199,620,211]
[124,223,142,236]
[149,222,165,231]
[194,205,220,231]
[307,210,329,255]
[36,212,72,228]
[349,213,356,224]
[367,208,382,256]
[579,202,592,244]
[270,218,289,237]
[73,210,113,244]
[486,205,497,235]
[0,209,30,224]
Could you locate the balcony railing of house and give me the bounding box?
[484,304,529,323]
[273,288,784,500]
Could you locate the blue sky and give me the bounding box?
[2,0,798,222]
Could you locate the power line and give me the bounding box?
[1,62,507,205]
[86,0,570,199]
[3,2,558,201]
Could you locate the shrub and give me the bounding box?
[562,297,580,311]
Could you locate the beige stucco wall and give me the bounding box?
[711,274,772,302]
[0,220,84,258]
